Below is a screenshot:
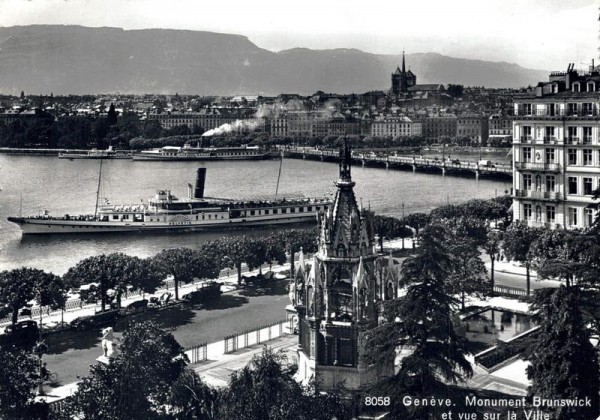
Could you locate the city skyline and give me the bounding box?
[0,0,598,71]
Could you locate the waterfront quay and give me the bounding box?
[283,147,513,179]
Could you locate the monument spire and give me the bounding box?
[338,137,353,184]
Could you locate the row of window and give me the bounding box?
[521,125,593,140]
[518,102,597,115]
[247,205,323,216]
[521,174,598,195]
[567,176,597,195]
[522,204,595,226]
[521,147,599,165]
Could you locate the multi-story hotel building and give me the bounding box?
[513,64,600,229]
[146,108,257,131]
[370,115,422,137]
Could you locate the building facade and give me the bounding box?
[370,115,421,137]
[422,115,458,141]
[146,108,256,131]
[457,114,489,143]
[512,65,600,229]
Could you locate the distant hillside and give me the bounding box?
[0,25,548,95]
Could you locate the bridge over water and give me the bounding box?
[282,148,513,179]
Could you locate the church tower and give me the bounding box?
[391,51,417,94]
[294,139,394,391]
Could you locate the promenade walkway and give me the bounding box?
[0,262,292,332]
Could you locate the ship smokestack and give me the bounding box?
[194,168,206,199]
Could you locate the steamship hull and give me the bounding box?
[8,167,332,235]
[7,214,318,235]
[132,153,269,161]
[132,145,270,161]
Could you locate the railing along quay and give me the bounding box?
[282,148,513,179]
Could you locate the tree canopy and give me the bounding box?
[364,224,472,418]
[526,287,600,420]
[502,224,542,295]
[0,346,43,420]
[219,347,349,420]
[65,321,188,420]
[0,268,65,325]
[153,248,219,299]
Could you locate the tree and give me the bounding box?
[140,120,164,140]
[278,229,318,278]
[218,347,349,419]
[243,237,269,275]
[65,253,166,311]
[169,370,219,420]
[483,229,502,295]
[66,321,188,420]
[526,287,600,420]
[446,84,464,98]
[366,211,413,252]
[153,248,220,300]
[364,225,472,418]
[134,257,167,298]
[0,346,47,420]
[502,224,542,296]
[64,254,115,312]
[102,253,160,308]
[403,212,430,238]
[263,234,287,271]
[529,229,600,289]
[588,186,600,233]
[445,238,488,310]
[202,237,253,286]
[106,103,118,126]
[0,268,65,325]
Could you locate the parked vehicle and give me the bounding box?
[148,292,173,308]
[183,282,222,304]
[120,299,149,315]
[70,309,121,330]
[241,271,276,286]
[0,320,39,347]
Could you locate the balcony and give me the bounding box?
[566,109,597,118]
[543,136,558,144]
[566,137,580,145]
[525,220,558,229]
[514,189,562,201]
[514,161,561,172]
[519,136,533,143]
[513,108,597,118]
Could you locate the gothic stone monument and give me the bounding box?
[294,140,396,391]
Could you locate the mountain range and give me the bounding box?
[0,25,549,96]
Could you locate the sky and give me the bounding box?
[0,0,598,70]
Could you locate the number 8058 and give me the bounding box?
[364,396,390,406]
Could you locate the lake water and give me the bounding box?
[0,154,511,275]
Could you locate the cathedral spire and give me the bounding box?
[402,50,406,74]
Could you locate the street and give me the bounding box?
[43,283,290,386]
